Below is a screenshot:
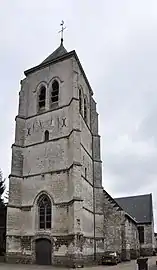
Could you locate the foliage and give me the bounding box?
[0,170,5,207]
[4,190,9,202]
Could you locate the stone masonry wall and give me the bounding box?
[123,217,139,260]
[103,194,123,254]
[139,223,154,256]
[19,58,73,118]
[103,192,139,260]
[7,55,82,265]
[7,50,104,266]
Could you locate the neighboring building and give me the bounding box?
[115,194,155,256]
[103,191,140,261]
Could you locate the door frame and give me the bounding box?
[35,237,52,265]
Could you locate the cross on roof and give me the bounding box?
[58,20,66,44]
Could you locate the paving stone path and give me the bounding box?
[0,257,156,270]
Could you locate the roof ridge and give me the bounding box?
[115,193,152,200]
[41,43,68,65]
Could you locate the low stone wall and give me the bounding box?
[5,253,102,267]
[5,253,32,264]
[121,249,130,261]
[140,247,153,257]
[121,249,139,261]
[5,235,104,267]
[130,248,140,259]
[0,256,5,262]
[53,254,84,268]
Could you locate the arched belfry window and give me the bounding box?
[44,130,49,142]
[38,86,46,110]
[84,97,87,123]
[51,80,59,106]
[79,88,82,113]
[38,195,51,229]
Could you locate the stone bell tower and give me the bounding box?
[6,36,104,266]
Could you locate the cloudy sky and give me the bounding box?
[1,0,157,228]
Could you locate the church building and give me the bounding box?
[6,37,104,266]
[6,34,155,266]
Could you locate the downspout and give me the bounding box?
[92,134,96,261]
[90,96,96,261]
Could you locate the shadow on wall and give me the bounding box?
[0,205,7,256]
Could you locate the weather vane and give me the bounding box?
[58,20,66,44]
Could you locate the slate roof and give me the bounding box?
[103,190,137,224]
[115,194,153,224]
[24,43,93,95]
[41,42,67,65]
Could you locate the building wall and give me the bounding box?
[6,53,103,266]
[154,234,157,251]
[73,57,104,263]
[103,193,123,255]
[123,217,140,260]
[7,48,153,266]
[138,223,154,256]
[103,192,139,261]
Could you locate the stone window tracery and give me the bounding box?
[38,195,51,230]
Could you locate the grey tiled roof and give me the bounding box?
[24,46,94,94]
[115,194,153,224]
[41,43,67,64]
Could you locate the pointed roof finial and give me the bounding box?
[58,20,66,45]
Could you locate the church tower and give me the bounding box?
[6,36,104,266]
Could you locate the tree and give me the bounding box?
[4,190,9,203]
[0,170,5,207]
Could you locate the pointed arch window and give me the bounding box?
[44,130,49,142]
[38,195,51,230]
[84,97,87,123]
[51,80,59,105]
[79,88,82,113]
[38,86,46,110]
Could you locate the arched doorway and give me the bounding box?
[35,238,52,265]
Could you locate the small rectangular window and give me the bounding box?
[138,226,144,244]
[85,167,87,179]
